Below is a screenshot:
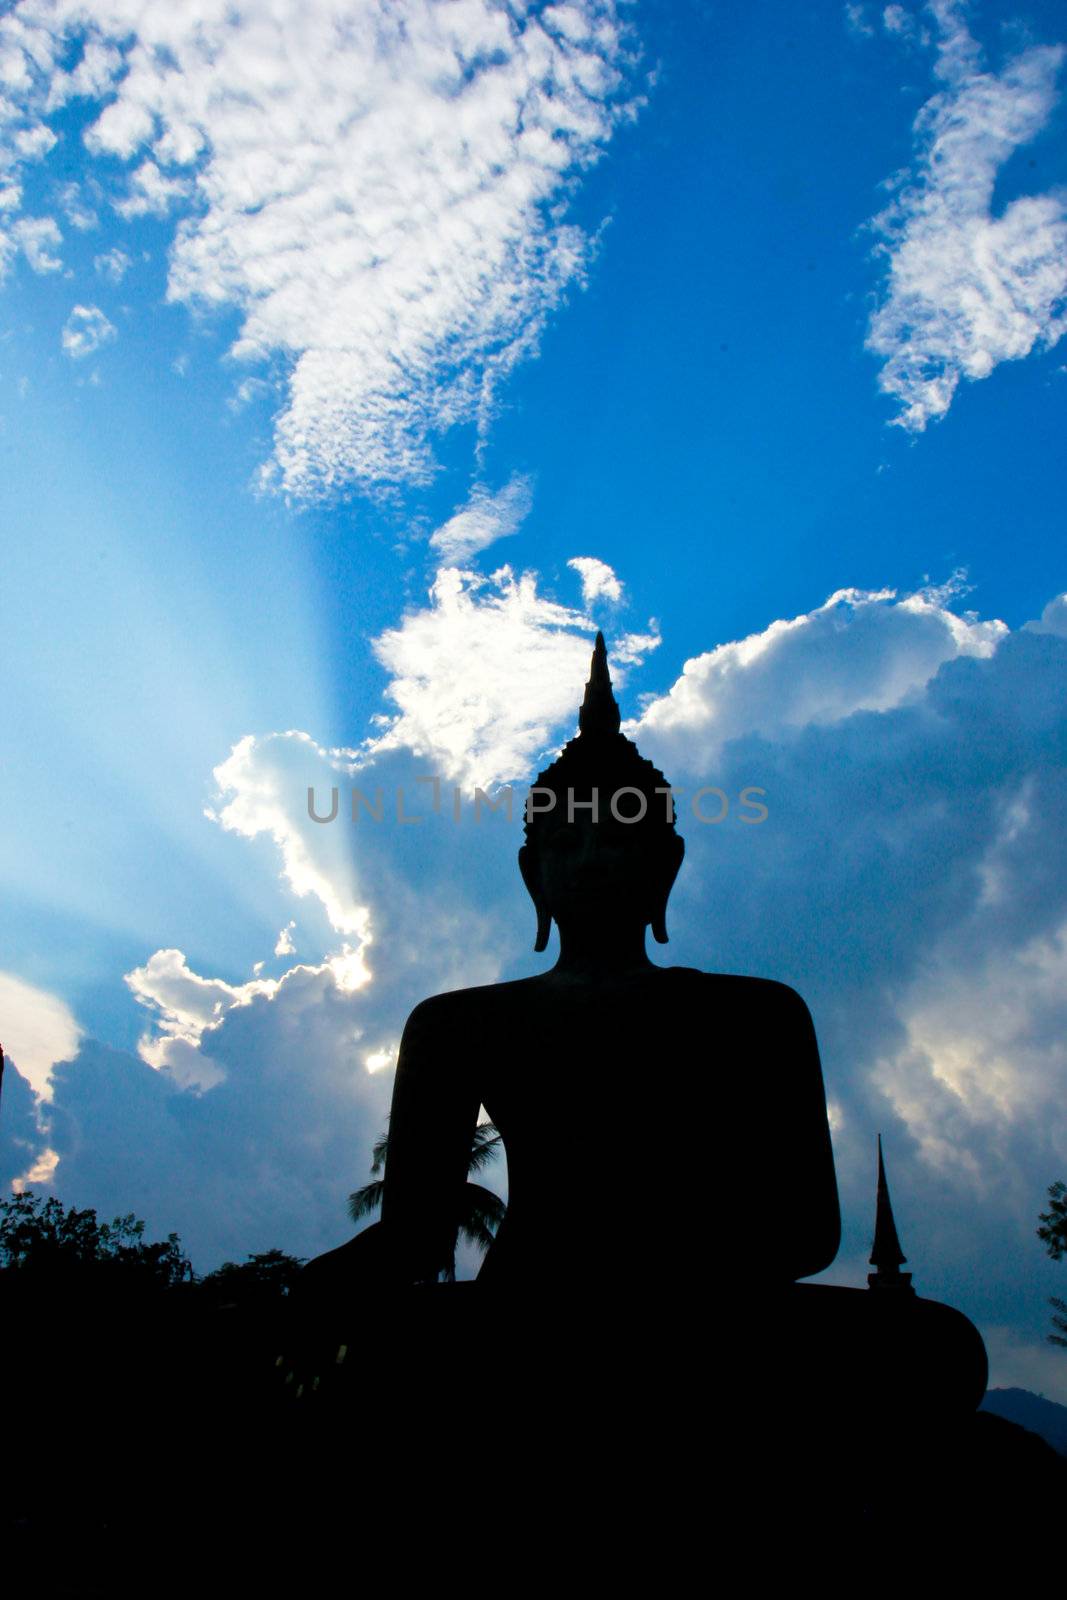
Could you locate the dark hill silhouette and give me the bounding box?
[981,1385,1067,1456]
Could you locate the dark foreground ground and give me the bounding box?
[4,1279,1064,1593]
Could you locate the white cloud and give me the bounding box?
[611,625,661,665]
[866,3,1067,429]
[429,475,533,565]
[881,5,915,39]
[632,582,1005,770]
[568,555,622,605]
[0,2,636,497]
[366,563,599,787]
[1023,592,1067,638]
[60,302,116,359]
[275,921,296,957]
[94,246,129,283]
[15,213,61,272]
[12,1145,60,1192]
[0,969,82,1101]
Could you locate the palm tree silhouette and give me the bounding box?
[348,1118,506,1281]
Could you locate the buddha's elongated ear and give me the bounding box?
[650,834,685,945]
[518,845,552,953]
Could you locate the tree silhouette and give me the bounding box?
[1038,1181,1067,1260]
[348,1118,506,1281]
[1038,1181,1067,1349]
[0,1190,193,1290]
[200,1248,306,1306]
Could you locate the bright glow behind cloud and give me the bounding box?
[0,1,636,495]
[867,1,1067,429]
[0,970,83,1101]
[209,732,371,941]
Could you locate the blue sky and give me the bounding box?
[2,0,1067,1398]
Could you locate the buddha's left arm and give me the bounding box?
[774,983,841,1277]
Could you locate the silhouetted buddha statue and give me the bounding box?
[309,634,840,1297]
[283,639,989,1567]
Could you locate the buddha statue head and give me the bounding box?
[519,634,685,954]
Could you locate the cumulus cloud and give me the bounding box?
[429,475,533,565]
[125,947,278,1091]
[866,1,1067,429]
[275,921,296,957]
[0,1,637,496]
[632,581,1005,769]
[0,969,82,1101]
[60,302,116,359]
[36,985,399,1267]
[125,934,385,1091]
[875,914,1067,1190]
[568,555,623,605]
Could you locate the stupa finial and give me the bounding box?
[578,632,621,739]
[868,1135,914,1291]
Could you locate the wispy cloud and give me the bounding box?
[870,1,1067,432]
[0,1,637,497]
[866,1,1067,429]
[93,246,129,285]
[429,475,534,565]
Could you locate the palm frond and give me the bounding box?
[348,1180,384,1223]
[462,1183,507,1228]
[466,1124,503,1176]
[457,1183,507,1253]
[369,1121,391,1177]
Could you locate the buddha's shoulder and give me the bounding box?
[661,966,812,1010]
[401,975,546,1030]
[402,969,811,1025]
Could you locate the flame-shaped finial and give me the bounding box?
[578,632,621,739]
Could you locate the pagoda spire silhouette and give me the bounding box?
[578,630,621,738]
[868,1135,914,1292]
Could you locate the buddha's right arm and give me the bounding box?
[379,997,481,1282]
